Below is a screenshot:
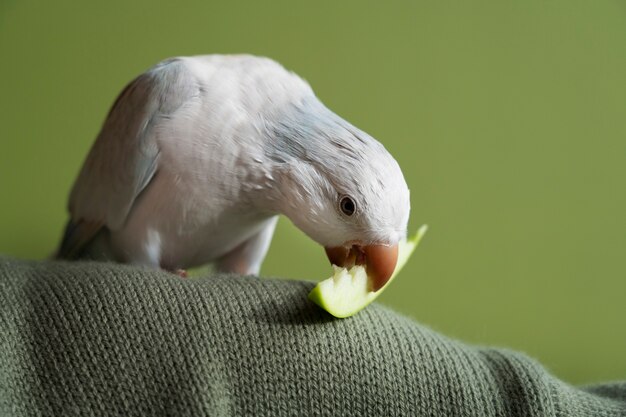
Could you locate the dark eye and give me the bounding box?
[339,196,356,216]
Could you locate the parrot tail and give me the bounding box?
[55,219,105,260]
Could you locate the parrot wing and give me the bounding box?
[59,59,199,258]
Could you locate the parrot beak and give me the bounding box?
[324,243,399,292]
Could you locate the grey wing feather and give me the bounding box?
[58,59,199,258]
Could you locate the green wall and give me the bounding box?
[1,1,625,384]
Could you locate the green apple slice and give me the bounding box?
[308,225,428,318]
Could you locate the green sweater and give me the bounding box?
[0,256,624,416]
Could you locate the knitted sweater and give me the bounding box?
[0,256,624,416]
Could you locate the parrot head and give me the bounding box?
[266,97,410,291]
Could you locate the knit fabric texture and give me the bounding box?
[0,256,625,416]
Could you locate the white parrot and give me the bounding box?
[56,54,410,290]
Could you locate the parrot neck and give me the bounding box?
[249,160,337,247]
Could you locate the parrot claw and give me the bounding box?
[173,269,188,278]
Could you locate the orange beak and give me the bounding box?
[324,243,399,292]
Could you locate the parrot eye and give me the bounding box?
[339,196,356,216]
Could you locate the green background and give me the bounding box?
[1,1,625,385]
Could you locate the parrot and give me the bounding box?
[56,54,410,291]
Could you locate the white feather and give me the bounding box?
[59,54,410,271]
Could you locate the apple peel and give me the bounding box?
[308,225,428,318]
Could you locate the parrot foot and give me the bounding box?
[173,269,188,278]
